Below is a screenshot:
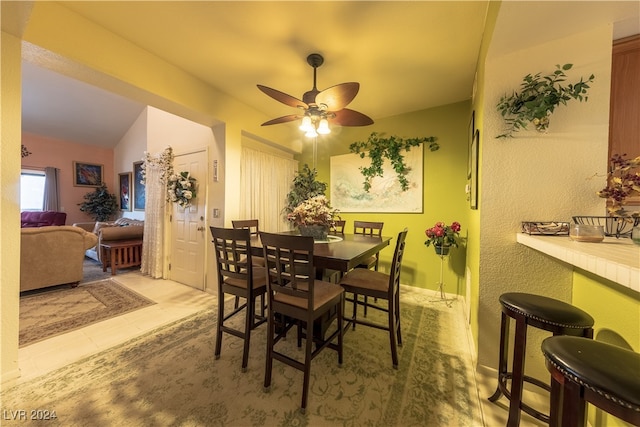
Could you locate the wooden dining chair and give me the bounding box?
[330,219,346,235]
[260,231,344,413]
[353,221,385,314]
[339,228,408,368]
[209,226,267,372]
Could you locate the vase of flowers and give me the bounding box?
[287,195,339,241]
[425,221,461,255]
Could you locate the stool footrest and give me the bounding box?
[490,372,551,423]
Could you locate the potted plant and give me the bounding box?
[424,221,461,255]
[78,183,118,222]
[496,64,595,138]
[597,153,640,219]
[283,164,328,218]
[349,132,439,192]
[287,195,339,241]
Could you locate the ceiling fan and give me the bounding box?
[257,53,374,137]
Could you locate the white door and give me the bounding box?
[170,150,207,290]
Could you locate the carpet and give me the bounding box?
[4,288,483,426]
[81,257,140,284]
[19,280,155,347]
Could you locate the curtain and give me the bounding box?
[140,153,169,279]
[240,147,297,233]
[42,167,60,211]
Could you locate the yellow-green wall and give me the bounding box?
[298,101,471,295]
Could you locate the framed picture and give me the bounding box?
[133,161,145,211]
[467,110,475,179]
[118,172,132,211]
[470,129,479,210]
[330,145,423,213]
[73,161,103,187]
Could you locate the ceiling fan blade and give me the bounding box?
[315,82,360,110]
[257,85,308,109]
[329,108,374,126]
[261,114,302,126]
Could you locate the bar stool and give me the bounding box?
[542,336,640,427]
[488,292,594,426]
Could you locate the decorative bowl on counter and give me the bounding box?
[569,224,605,242]
[572,216,640,238]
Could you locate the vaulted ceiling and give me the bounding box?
[18,1,639,148]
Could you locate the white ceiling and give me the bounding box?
[20,1,639,148]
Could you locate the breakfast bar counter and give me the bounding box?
[517,233,639,293]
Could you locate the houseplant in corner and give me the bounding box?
[78,183,118,222]
[287,195,339,241]
[424,221,461,255]
[496,64,594,138]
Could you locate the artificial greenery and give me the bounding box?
[496,63,595,138]
[349,132,439,192]
[283,164,327,218]
[78,184,118,222]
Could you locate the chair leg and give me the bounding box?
[351,293,358,330]
[561,379,586,427]
[263,309,275,391]
[300,322,314,412]
[488,312,510,402]
[388,296,399,369]
[338,295,344,365]
[241,293,253,372]
[215,292,224,360]
[507,319,527,427]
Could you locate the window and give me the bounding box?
[20,170,45,211]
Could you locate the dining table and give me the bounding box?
[250,232,393,276]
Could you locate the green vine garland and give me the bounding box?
[349,132,439,192]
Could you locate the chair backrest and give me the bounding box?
[209,226,255,283]
[331,220,346,234]
[388,228,409,295]
[354,221,383,236]
[259,232,316,306]
[232,219,260,236]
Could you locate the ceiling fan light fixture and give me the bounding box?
[317,118,331,134]
[305,127,318,138]
[299,115,312,131]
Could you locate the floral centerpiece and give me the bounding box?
[597,154,640,219]
[425,221,461,255]
[287,195,339,240]
[168,171,197,208]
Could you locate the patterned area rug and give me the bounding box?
[5,287,482,426]
[19,280,155,347]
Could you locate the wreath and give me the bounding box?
[168,171,197,208]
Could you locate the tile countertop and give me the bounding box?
[517,233,640,294]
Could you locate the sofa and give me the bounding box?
[73,217,144,264]
[20,225,98,292]
[21,211,67,227]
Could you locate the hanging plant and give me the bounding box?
[349,132,439,192]
[496,63,595,138]
[78,184,118,221]
[168,171,197,208]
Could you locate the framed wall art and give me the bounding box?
[330,145,423,213]
[133,161,145,211]
[470,129,479,210]
[73,161,103,187]
[118,172,132,211]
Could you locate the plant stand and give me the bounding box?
[431,251,455,307]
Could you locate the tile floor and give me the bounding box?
[12,271,548,427]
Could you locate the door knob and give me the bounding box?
[197,226,205,231]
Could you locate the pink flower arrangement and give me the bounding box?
[424,221,461,248]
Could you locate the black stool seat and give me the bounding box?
[489,292,594,427]
[542,336,640,427]
[500,293,595,331]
